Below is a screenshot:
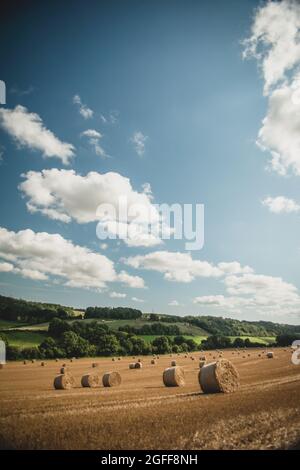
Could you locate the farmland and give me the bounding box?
[0,348,299,450]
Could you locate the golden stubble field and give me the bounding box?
[0,348,299,450]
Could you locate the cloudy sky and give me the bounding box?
[1,0,300,324]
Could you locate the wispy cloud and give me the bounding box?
[73,94,94,119]
[110,291,127,298]
[130,131,148,157]
[80,129,108,158]
[10,85,34,96]
[132,296,144,303]
[0,105,75,164]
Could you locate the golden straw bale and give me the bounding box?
[81,373,101,388]
[53,373,75,390]
[102,371,121,387]
[199,359,239,394]
[163,366,185,387]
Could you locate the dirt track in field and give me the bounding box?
[0,348,299,450]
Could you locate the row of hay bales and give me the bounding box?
[53,358,240,394]
[54,371,122,390]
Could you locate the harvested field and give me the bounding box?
[0,348,299,450]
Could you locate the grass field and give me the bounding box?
[0,348,299,450]
[0,320,29,330]
[230,335,276,345]
[3,330,47,348]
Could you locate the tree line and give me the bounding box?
[1,319,199,360]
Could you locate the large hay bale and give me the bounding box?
[199,359,239,394]
[41,362,45,366]
[129,363,136,369]
[60,367,69,374]
[138,358,142,363]
[112,358,115,362]
[151,359,157,365]
[23,360,27,365]
[200,356,206,361]
[135,362,142,369]
[81,373,101,388]
[171,360,177,366]
[267,352,274,359]
[0,363,4,369]
[53,373,75,390]
[92,362,98,368]
[102,371,122,387]
[163,366,185,387]
[62,363,66,367]
[31,359,36,363]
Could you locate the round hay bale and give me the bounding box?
[184,354,188,358]
[60,367,69,374]
[199,360,206,369]
[171,360,177,366]
[23,360,27,365]
[151,359,157,365]
[138,358,142,363]
[31,359,36,363]
[62,363,66,367]
[112,358,115,362]
[0,363,5,369]
[200,356,206,361]
[41,362,45,366]
[54,373,75,390]
[81,373,101,388]
[135,362,142,369]
[55,358,59,362]
[129,363,136,369]
[163,366,185,387]
[118,357,121,361]
[157,356,160,359]
[267,352,274,359]
[102,371,122,387]
[92,362,98,368]
[199,359,239,394]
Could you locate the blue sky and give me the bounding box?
[1,0,300,324]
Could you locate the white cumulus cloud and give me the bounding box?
[0,105,75,165]
[0,226,144,290]
[123,251,252,283]
[19,169,167,248]
[262,195,300,213]
[243,0,300,176]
